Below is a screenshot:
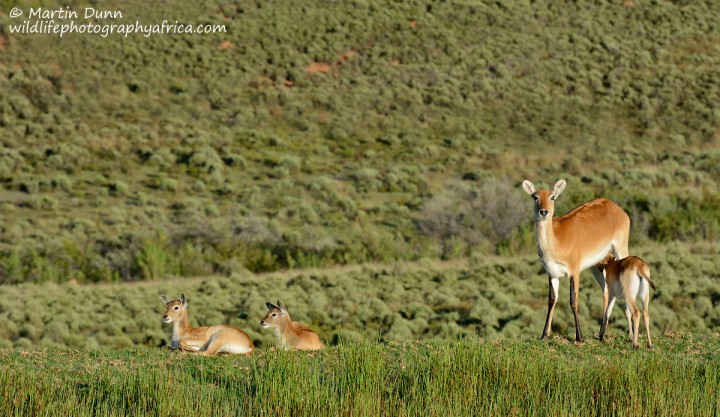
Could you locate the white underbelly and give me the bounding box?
[185,340,205,350]
[540,242,615,279]
[542,259,569,278]
[580,243,614,271]
[220,344,252,354]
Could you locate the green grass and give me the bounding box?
[1,335,719,416]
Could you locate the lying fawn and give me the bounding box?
[597,256,656,348]
[160,293,254,356]
[261,300,324,351]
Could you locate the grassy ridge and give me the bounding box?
[1,336,719,416]
[1,0,719,282]
[1,242,718,349]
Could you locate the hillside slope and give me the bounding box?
[1,0,719,282]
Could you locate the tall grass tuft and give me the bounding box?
[1,336,719,416]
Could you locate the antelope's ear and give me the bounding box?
[277,300,288,315]
[522,180,536,196]
[266,302,277,311]
[160,295,170,305]
[552,180,566,198]
[180,293,188,308]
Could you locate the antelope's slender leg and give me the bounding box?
[625,295,642,349]
[624,306,633,340]
[642,287,653,348]
[541,276,560,339]
[591,265,609,338]
[569,272,583,342]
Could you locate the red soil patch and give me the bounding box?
[306,62,333,74]
[249,75,294,90]
[409,20,417,27]
[306,49,358,75]
[219,41,234,49]
[623,1,634,6]
[0,36,5,51]
[338,50,356,63]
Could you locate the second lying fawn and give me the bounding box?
[261,300,324,351]
[597,256,656,349]
[160,293,254,356]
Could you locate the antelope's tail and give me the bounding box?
[637,264,656,291]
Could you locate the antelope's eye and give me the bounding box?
[173,306,180,310]
[550,195,556,201]
[532,194,538,200]
[271,313,277,317]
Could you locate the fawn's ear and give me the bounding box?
[160,295,170,305]
[522,180,536,196]
[597,253,616,270]
[552,180,567,198]
[277,300,288,315]
[266,301,277,311]
[180,293,188,308]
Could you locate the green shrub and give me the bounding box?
[135,239,175,280]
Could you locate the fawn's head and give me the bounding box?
[596,253,617,272]
[160,293,188,323]
[522,179,566,221]
[260,300,289,329]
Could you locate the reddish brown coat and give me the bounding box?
[160,294,254,356]
[598,255,655,348]
[261,300,324,351]
[523,179,630,342]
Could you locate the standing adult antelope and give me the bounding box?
[522,179,630,342]
[261,300,324,351]
[160,293,254,356]
[597,255,656,348]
